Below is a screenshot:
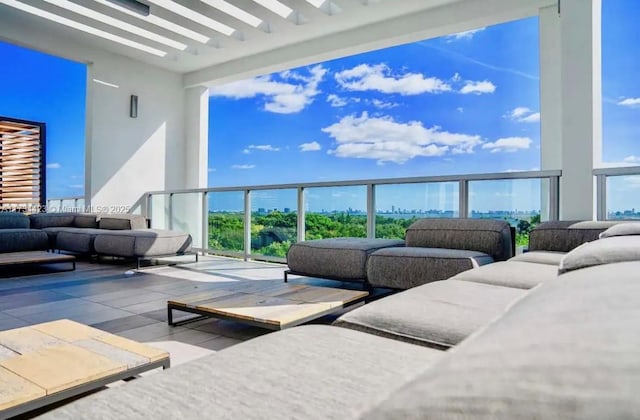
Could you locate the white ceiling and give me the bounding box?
[0,0,555,86]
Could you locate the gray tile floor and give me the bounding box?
[0,255,366,363]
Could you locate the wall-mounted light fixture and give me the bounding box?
[130,94,138,118]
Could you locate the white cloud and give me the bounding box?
[504,107,540,123]
[327,94,348,107]
[208,168,217,172]
[232,164,256,169]
[370,99,399,109]
[69,184,83,189]
[456,107,464,113]
[322,112,482,164]
[299,141,321,152]
[460,80,496,94]
[446,27,486,41]
[482,137,532,153]
[335,64,451,95]
[618,97,640,107]
[210,65,327,114]
[243,144,280,154]
[46,163,61,169]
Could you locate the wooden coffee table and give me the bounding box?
[0,319,169,418]
[0,251,76,271]
[168,283,369,330]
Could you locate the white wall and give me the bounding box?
[86,57,184,208]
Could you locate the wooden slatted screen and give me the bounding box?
[0,117,46,211]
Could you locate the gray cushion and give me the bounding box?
[361,261,640,420]
[404,218,512,261]
[286,238,404,281]
[529,220,617,252]
[367,247,493,290]
[93,229,192,257]
[599,222,640,238]
[73,213,99,228]
[508,250,565,266]
[29,213,76,229]
[558,236,640,274]
[335,279,526,349]
[450,260,558,289]
[55,228,105,254]
[0,212,30,229]
[40,325,440,420]
[0,229,48,252]
[98,214,147,230]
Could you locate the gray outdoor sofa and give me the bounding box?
[0,212,193,266]
[286,218,514,290]
[38,220,640,419]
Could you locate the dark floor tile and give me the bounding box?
[90,314,159,333]
[0,290,74,311]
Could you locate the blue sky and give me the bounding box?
[0,41,86,199]
[1,2,639,212]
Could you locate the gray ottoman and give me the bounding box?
[285,238,405,284]
[94,229,193,267]
[367,247,494,290]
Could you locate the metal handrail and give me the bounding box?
[141,170,562,263]
[144,169,562,195]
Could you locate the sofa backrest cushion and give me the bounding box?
[404,219,512,261]
[558,235,640,273]
[73,214,99,228]
[529,220,618,252]
[599,222,640,239]
[98,214,146,230]
[29,213,76,229]
[0,212,30,229]
[361,261,640,420]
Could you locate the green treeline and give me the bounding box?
[208,212,540,257]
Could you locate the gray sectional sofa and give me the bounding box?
[38,219,640,419]
[0,212,193,266]
[286,218,514,290]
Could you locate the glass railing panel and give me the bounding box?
[606,175,640,219]
[208,191,244,253]
[468,178,547,249]
[375,182,459,239]
[171,192,203,248]
[150,194,170,229]
[305,186,367,240]
[251,189,297,258]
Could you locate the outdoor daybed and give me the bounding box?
[38,220,640,419]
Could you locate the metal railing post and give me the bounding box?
[458,180,469,218]
[168,193,174,230]
[244,190,251,261]
[596,174,607,221]
[549,176,560,221]
[146,194,153,227]
[202,192,209,252]
[367,184,376,238]
[297,187,305,242]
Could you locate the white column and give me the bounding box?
[559,0,602,220]
[184,86,209,188]
[539,5,562,220]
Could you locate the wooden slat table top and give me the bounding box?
[0,251,75,267]
[0,320,170,414]
[169,284,369,329]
